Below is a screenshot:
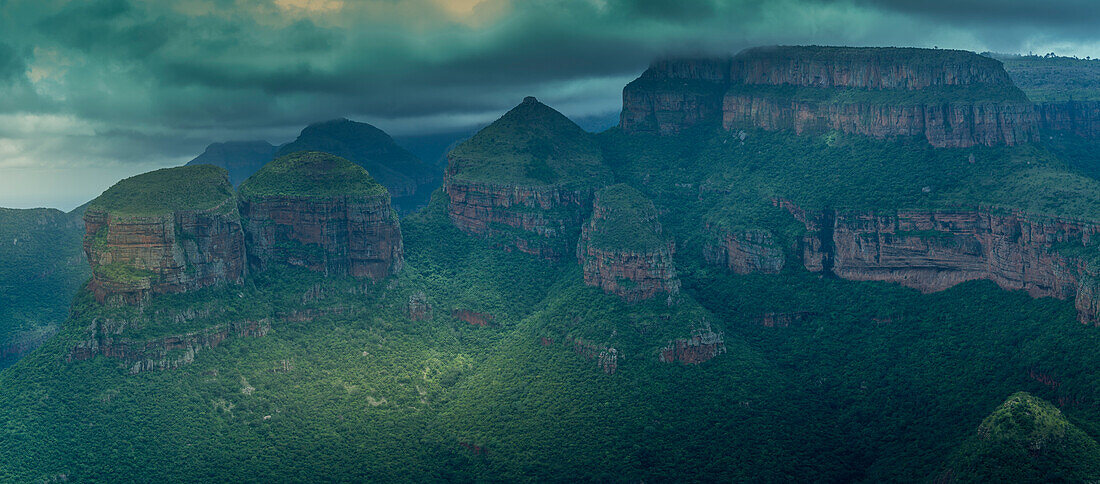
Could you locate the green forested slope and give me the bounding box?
[8,106,1100,481]
[3,189,1100,481]
[0,207,88,369]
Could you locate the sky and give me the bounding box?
[2,0,1100,210]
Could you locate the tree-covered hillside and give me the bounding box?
[0,207,88,369]
[4,184,1100,480]
[8,73,1100,480]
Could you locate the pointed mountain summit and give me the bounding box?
[239,151,403,280]
[186,140,277,187]
[276,118,435,199]
[444,97,612,260]
[446,96,611,188]
[939,392,1100,483]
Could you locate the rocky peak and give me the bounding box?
[83,165,246,305]
[238,151,403,280]
[444,98,612,260]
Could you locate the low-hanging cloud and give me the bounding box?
[2,0,1100,209]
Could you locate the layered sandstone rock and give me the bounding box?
[238,151,403,280]
[444,97,612,259]
[1037,101,1100,138]
[703,227,786,274]
[779,199,1100,323]
[83,165,246,305]
[619,58,730,135]
[621,46,1039,147]
[577,184,679,302]
[722,94,1037,148]
[68,318,269,374]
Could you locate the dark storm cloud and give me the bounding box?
[35,0,181,58]
[0,43,24,83]
[611,0,720,20]
[3,0,1100,209]
[855,0,1100,26]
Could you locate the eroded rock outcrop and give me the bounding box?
[703,227,786,274]
[238,151,403,280]
[779,199,1100,324]
[577,184,679,302]
[444,97,612,260]
[83,165,247,305]
[622,46,1039,147]
[68,318,270,374]
[658,324,726,364]
[567,336,619,374]
[452,309,493,327]
[408,291,432,321]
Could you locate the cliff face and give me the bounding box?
[779,200,1100,324]
[445,179,594,259]
[722,94,1037,148]
[621,46,1039,147]
[84,201,247,305]
[444,97,612,260]
[1037,101,1100,138]
[240,195,403,280]
[82,166,247,305]
[239,152,403,280]
[729,46,1013,90]
[703,227,786,274]
[576,184,680,302]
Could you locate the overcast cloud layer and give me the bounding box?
[2,0,1100,210]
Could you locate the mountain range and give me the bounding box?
[3,46,1100,481]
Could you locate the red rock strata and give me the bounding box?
[83,200,246,305]
[779,199,1100,324]
[621,47,1039,147]
[239,194,403,280]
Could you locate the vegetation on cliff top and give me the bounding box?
[585,184,668,253]
[941,392,1100,482]
[239,151,388,200]
[87,165,235,217]
[737,45,1011,73]
[996,54,1100,102]
[447,97,612,188]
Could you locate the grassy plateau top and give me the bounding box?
[239,151,388,200]
[87,165,235,217]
